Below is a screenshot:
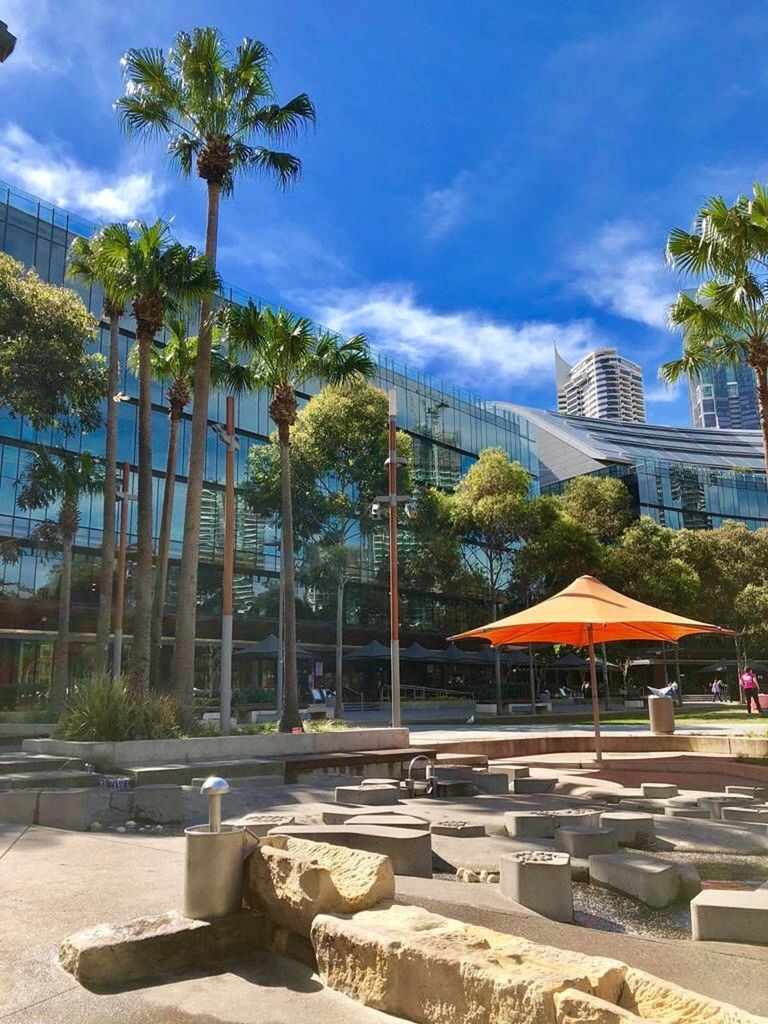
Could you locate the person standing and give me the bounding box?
[710,678,720,703]
[740,666,763,716]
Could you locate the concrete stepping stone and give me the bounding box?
[663,806,711,819]
[360,778,400,787]
[334,784,399,806]
[551,808,602,829]
[5,769,100,790]
[692,887,768,943]
[555,826,618,858]
[697,795,756,820]
[231,813,296,837]
[720,806,768,824]
[436,753,488,767]
[599,811,655,846]
[430,820,486,837]
[346,813,429,830]
[266,823,432,877]
[433,766,478,782]
[726,784,768,801]
[588,852,680,907]
[512,777,556,794]
[640,783,678,798]
[500,850,573,922]
[471,772,509,795]
[489,762,530,779]
[505,811,556,838]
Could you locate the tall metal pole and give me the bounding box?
[673,643,683,708]
[601,641,610,710]
[219,396,235,736]
[587,624,603,763]
[276,562,285,720]
[113,461,130,678]
[528,643,536,713]
[334,576,346,720]
[388,389,401,728]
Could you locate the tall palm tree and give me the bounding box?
[129,317,197,690]
[67,231,130,675]
[221,302,373,731]
[662,185,768,474]
[116,27,315,706]
[99,221,218,695]
[16,449,103,707]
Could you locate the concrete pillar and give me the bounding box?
[648,696,675,735]
[500,851,573,922]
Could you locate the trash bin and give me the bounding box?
[183,776,245,920]
[648,695,675,735]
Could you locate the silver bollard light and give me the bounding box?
[183,776,246,920]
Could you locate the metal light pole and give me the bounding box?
[113,462,136,677]
[528,643,536,713]
[276,565,285,720]
[387,390,402,728]
[601,641,610,710]
[214,397,239,736]
[334,574,348,719]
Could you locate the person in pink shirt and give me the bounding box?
[740,666,763,716]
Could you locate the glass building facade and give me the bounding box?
[688,357,761,431]
[0,181,536,691]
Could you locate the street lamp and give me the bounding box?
[212,397,239,736]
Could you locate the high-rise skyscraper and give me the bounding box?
[555,347,646,424]
[688,355,760,430]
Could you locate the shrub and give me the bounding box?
[20,702,59,724]
[55,675,184,742]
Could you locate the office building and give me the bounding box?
[688,356,761,430]
[555,346,646,424]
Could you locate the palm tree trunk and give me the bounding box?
[131,328,154,696]
[51,527,74,708]
[93,314,120,673]
[277,422,302,732]
[150,405,180,690]
[754,362,768,478]
[171,181,221,707]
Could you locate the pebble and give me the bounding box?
[154,825,164,832]
[126,820,137,828]
[90,822,103,832]
[116,826,126,833]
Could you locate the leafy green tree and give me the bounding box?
[513,497,603,602]
[99,221,218,695]
[401,485,472,595]
[558,475,631,544]
[0,252,105,435]
[14,449,103,706]
[129,317,198,689]
[661,185,768,473]
[67,231,131,675]
[117,27,315,701]
[222,303,374,731]
[602,517,701,614]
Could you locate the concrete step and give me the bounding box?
[125,757,285,786]
[0,753,84,774]
[6,769,101,790]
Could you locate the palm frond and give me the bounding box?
[243,146,302,189]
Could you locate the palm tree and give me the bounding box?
[662,185,768,474]
[67,231,130,675]
[221,302,374,731]
[15,449,103,707]
[99,221,218,696]
[129,317,197,690]
[116,27,315,706]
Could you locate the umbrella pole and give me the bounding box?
[587,625,603,763]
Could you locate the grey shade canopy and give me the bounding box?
[234,634,313,659]
[343,640,391,662]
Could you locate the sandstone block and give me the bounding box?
[589,852,679,908]
[619,965,768,1023]
[244,834,394,937]
[312,903,626,1023]
[555,988,644,1023]
[640,783,678,798]
[59,909,265,989]
[555,826,618,858]
[500,851,573,922]
[598,811,654,847]
[133,784,182,824]
[505,810,556,838]
[268,823,432,877]
[334,784,398,806]
[0,788,38,824]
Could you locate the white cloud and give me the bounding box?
[645,383,682,404]
[218,223,349,290]
[421,172,472,240]
[569,220,674,329]
[303,283,600,387]
[0,123,164,220]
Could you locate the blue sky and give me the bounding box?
[3,1,768,425]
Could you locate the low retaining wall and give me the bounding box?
[23,727,410,768]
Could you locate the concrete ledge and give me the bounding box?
[691,889,768,944]
[59,909,266,989]
[589,852,680,908]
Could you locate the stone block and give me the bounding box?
[109,789,135,815]
[436,753,488,766]
[588,852,680,908]
[334,784,399,806]
[678,863,701,900]
[230,813,296,838]
[555,826,618,858]
[619,965,768,1024]
[360,777,399,787]
[268,823,433,877]
[59,909,266,989]
[469,771,508,794]
[697,794,752,820]
[691,888,768,944]
[38,788,94,830]
[133,784,182,824]
[555,988,645,1023]
[490,762,530,780]
[433,765,477,782]
[244,834,394,937]
[640,783,678,798]
[312,904,627,1021]
[346,813,428,830]
[598,812,655,847]
[551,808,603,829]
[500,850,573,922]
[726,784,768,801]
[663,806,710,819]
[721,806,768,824]
[512,777,556,794]
[505,810,556,838]
[430,819,486,837]
[0,788,38,824]
[435,780,476,798]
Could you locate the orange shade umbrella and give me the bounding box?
[451,575,732,761]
